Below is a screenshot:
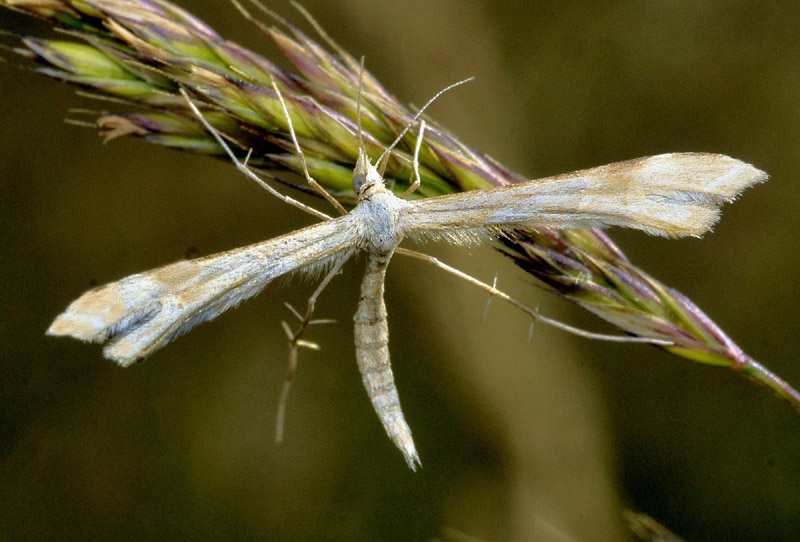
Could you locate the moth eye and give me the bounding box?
[352,172,367,193]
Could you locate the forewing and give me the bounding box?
[400,153,767,241]
[48,216,357,365]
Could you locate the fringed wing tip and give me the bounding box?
[103,340,142,367]
[46,311,141,367]
[716,155,769,201]
[689,156,767,235]
[647,153,768,203]
[637,154,767,238]
[46,311,105,343]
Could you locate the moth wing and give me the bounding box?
[400,153,766,241]
[48,216,357,365]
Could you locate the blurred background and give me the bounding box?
[2,1,799,540]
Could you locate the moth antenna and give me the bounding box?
[356,56,365,154]
[377,77,474,166]
[377,153,390,177]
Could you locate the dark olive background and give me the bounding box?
[2,1,799,540]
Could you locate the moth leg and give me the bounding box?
[269,77,348,216]
[275,249,354,443]
[179,88,330,222]
[400,120,426,200]
[395,248,674,346]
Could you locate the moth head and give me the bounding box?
[352,147,383,194]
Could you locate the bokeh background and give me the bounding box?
[2,1,800,540]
